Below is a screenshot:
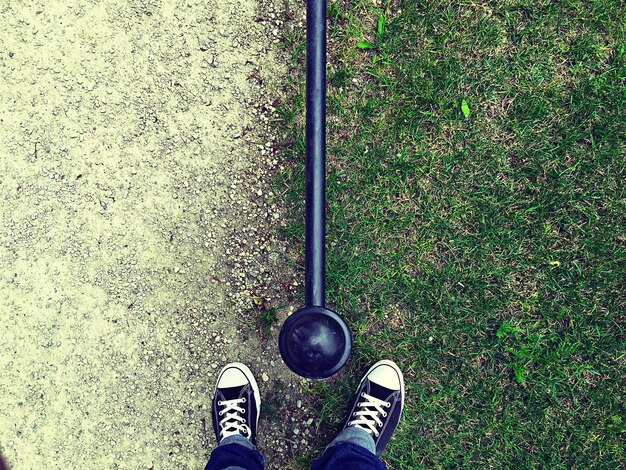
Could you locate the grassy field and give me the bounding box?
[273,0,625,467]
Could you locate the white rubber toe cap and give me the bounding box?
[367,360,403,391]
[218,363,250,388]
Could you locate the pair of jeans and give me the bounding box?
[204,427,386,470]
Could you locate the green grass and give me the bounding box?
[274,0,625,468]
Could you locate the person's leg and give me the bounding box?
[311,360,405,470]
[204,363,265,470]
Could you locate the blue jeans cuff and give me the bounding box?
[326,426,376,455]
[206,435,263,470]
[220,434,256,451]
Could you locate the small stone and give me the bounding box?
[296,400,302,408]
[261,372,269,382]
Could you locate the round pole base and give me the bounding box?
[278,306,352,379]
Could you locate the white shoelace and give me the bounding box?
[218,398,251,440]
[348,392,391,438]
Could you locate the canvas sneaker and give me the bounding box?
[341,359,405,456]
[211,362,261,446]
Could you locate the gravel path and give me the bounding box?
[0,0,313,468]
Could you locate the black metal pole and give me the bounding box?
[305,0,326,308]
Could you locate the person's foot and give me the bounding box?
[211,362,261,446]
[341,360,405,456]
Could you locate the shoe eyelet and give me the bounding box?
[385,402,391,408]
[217,401,222,406]
[353,413,357,417]
[382,412,387,417]
[241,398,246,403]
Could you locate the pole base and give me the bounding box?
[278,306,352,379]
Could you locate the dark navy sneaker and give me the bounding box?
[341,360,405,456]
[211,362,261,446]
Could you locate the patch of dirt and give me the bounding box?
[0,0,319,468]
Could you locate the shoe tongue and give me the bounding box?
[219,385,246,401]
[367,380,395,402]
